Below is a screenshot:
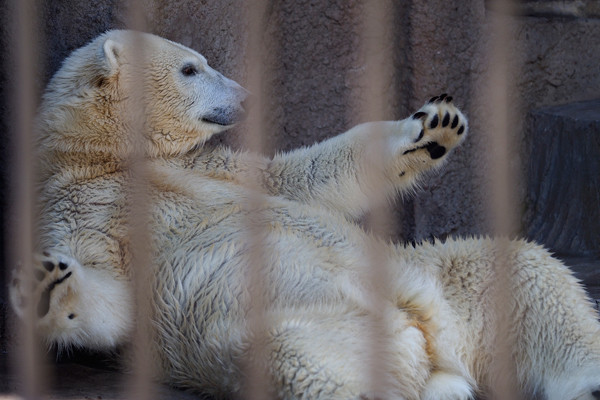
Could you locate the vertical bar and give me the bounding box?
[122,3,155,400]
[356,0,395,396]
[8,0,46,398]
[486,0,521,398]
[239,1,272,399]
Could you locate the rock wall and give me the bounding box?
[1,1,599,347]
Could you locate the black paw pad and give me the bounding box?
[42,261,55,272]
[442,112,450,127]
[425,142,447,159]
[451,115,459,129]
[457,125,465,135]
[429,114,439,129]
[59,262,68,271]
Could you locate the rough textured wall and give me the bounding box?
[405,2,600,244]
[3,1,598,246]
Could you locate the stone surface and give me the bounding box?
[524,99,600,257]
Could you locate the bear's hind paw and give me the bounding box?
[9,251,81,321]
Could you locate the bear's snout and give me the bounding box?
[202,105,246,126]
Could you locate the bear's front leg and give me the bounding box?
[258,94,468,218]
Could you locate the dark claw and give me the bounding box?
[445,96,453,103]
[438,93,447,102]
[457,125,465,135]
[412,111,427,120]
[429,114,439,129]
[428,96,439,104]
[451,114,459,129]
[414,129,424,142]
[442,112,450,127]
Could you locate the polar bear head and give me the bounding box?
[37,30,248,157]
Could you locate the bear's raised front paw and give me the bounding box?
[9,251,80,321]
[399,93,468,161]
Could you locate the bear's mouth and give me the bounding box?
[202,106,245,127]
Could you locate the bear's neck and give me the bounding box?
[37,150,124,183]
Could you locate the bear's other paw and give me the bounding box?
[9,251,132,350]
[9,251,80,321]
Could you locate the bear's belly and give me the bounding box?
[148,188,383,395]
[150,188,372,320]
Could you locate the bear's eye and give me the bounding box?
[181,64,198,77]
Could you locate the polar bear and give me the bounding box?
[8,30,600,400]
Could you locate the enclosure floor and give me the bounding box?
[0,353,204,400]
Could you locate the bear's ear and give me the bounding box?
[102,39,123,73]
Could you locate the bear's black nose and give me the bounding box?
[202,106,245,126]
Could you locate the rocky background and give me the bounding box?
[0,0,599,397]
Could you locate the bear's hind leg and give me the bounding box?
[265,307,431,400]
